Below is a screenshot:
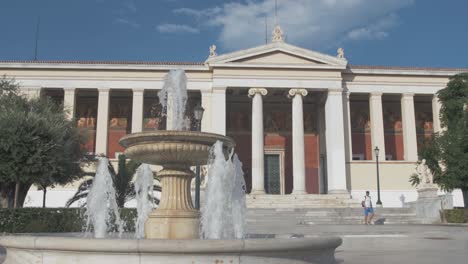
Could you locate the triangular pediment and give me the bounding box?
[206,42,347,69]
[232,51,324,65]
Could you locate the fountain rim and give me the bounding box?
[0,235,342,254]
[119,130,236,149]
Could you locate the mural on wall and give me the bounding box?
[350,101,372,160]
[264,110,292,133]
[108,99,131,131]
[75,97,98,153]
[76,104,97,129]
[143,100,164,131]
[383,103,404,160]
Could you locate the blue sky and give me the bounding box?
[0,0,467,67]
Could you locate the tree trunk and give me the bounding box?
[42,187,47,208]
[13,182,20,208]
[16,183,32,208]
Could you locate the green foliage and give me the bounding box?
[409,173,421,187]
[0,208,138,233]
[419,73,468,208]
[443,209,468,223]
[66,155,161,208]
[0,77,85,208]
[112,154,141,208]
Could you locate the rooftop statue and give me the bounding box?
[272,25,284,42]
[337,47,345,59]
[209,44,217,58]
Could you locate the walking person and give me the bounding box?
[362,191,374,225]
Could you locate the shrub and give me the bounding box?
[0,208,137,233]
[443,209,468,223]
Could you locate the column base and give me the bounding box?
[145,209,199,239]
[250,189,266,195]
[292,190,307,195]
[327,189,350,196]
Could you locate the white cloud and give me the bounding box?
[173,0,414,51]
[156,23,200,34]
[347,14,399,40]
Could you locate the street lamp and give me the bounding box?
[193,104,205,131]
[193,104,205,209]
[374,146,383,206]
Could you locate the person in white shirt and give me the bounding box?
[362,191,374,225]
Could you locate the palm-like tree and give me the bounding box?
[66,154,161,208]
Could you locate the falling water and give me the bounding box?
[158,69,190,130]
[134,164,155,239]
[85,157,124,238]
[200,141,246,239]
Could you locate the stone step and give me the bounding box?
[243,207,425,225]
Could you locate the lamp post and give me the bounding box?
[193,104,205,209]
[374,146,383,206]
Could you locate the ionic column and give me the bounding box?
[325,89,348,193]
[95,88,110,155]
[211,87,226,135]
[201,91,212,133]
[288,88,308,194]
[401,93,418,161]
[369,93,386,161]
[343,91,353,160]
[63,88,76,120]
[432,95,442,133]
[248,88,268,195]
[131,88,144,133]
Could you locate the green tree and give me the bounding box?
[66,154,161,208]
[419,73,468,208]
[0,77,84,208]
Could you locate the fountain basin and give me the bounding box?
[0,235,342,264]
[119,131,235,167]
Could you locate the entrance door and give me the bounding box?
[264,154,281,194]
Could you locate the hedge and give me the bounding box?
[442,208,468,223]
[0,208,137,233]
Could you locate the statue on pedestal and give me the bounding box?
[416,159,434,187]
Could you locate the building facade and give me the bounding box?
[2,40,466,208]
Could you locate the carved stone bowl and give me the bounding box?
[119,131,235,167]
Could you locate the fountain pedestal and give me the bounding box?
[145,168,199,239]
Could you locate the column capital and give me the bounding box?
[370,92,383,97]
[248,88,268,98]
[327,88,343,95]
[288,88,308,98]
[402,92,415,98]
[63,87,76,91]
[98,88,111,93]
[132,88,145,94]
[212,86,227,93]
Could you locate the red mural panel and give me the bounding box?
[76,95,98,153]
[383,102,404,160]
[107,96,132,159]
[350,100,372,160]
[304,135,319,194]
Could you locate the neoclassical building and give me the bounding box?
[2,35,465,208]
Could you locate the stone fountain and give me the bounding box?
[119,130,235,239]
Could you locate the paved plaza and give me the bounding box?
[1,224,466,263]
[248,224,468,264]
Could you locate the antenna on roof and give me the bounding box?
[275,0,278,26]
[34,16,41,61]
[265,16,268,44]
